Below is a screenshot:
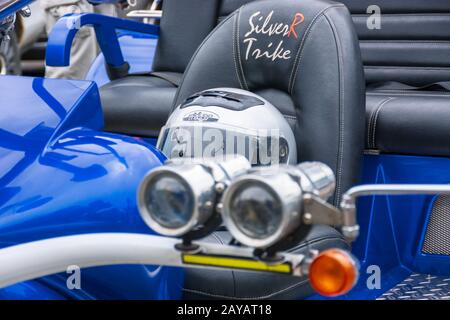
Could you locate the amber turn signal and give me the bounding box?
[308,249,358,297]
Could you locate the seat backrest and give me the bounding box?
[154,0,450,86]
[338,0,450,86]
[151,0,248,73]
[152,0,259,73]
[151,0,221,73]
[173,0,365,204]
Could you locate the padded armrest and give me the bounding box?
[46,13,160,79]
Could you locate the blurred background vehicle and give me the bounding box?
[1,1,44,76]
[3,0,157,77]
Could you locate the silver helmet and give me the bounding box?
[157,88,297,165]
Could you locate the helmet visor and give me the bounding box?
[157,124,289,166]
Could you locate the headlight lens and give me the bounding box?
[222,171,304,248]
[145,173,194,229]
[229,182,282,239]
[138,156,251,238]
[138,165,214,237]
[221,163,336,249]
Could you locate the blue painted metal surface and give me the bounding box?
[0,75,182,300]
[356,154,450,276]
[0,280,66,300]
[314,154,450,300]
[46,13,159,68]
[86,33,158,87]
[0,0,33,20]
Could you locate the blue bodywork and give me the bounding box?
[310,154,450,300]
[1,0,449,300]
[86,33,158,87]
[0,76,183,299]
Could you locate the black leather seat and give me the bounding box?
[100,0,224,136]
[102,0,450,158]
[183,226,349,299]
[99,0,295,137]
[337,0,450,156]
[100,74,181,136]
[366,85,450,156]
[175,0,365,299]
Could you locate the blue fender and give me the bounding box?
[0,76,182,299]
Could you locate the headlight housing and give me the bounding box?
[222,170,303,248]
[221,162,335,249]
[138,156,251,238]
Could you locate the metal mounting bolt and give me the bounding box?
[204,201,213,210]
[19,6,32,18]
[303,212,313,224]
[215,182,226,194]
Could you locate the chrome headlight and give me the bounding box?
[221,162,335,248]
[138,156,251,237]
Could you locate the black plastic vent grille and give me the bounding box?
[422,195,450,255]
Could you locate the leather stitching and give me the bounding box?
[352,13,450,17]
[371,97,395,149]
[324,9,345,205]
[211,232,237,297]
[361,40,450,44]
[368,92,450,97]
[289,7,333,93]
[183,235,347,300]
[288,4,345,94]
[369,89,450,94]
[211,233,225,244]
[182,279,309,300]
[365,66,450,70]
[283,114,297,120]
[236,7,249,90]
[367,97,392,148]
[233,11,245,90]
[285,235,347,253]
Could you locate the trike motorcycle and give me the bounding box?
[0,0,450,300]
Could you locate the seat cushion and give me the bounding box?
[100,72,182,137]
[365,88,450,156]
[182,225,349,300]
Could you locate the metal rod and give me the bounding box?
[0,233,306,288]
[339,184,450,241]
[343,184,450,202]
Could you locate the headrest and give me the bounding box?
[174,0,361,105]
[235,0,337,91]
[173,0,366,205]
